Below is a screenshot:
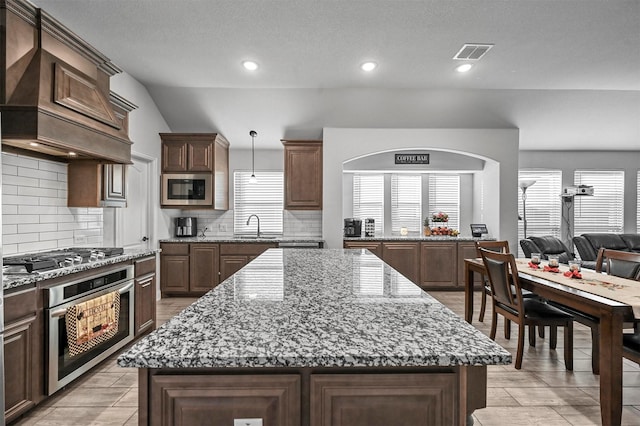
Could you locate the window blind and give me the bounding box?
[637,171,640,233]
[353,174,384,234]
[391,174,422,233]
[428,175,460,229]
[517,170,562,251]
[574,170,624,235]
[234,171,283,234]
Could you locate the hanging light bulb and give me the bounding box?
[249,130,258,183]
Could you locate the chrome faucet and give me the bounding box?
[246,214,261,237]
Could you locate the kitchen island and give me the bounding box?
[118,248,510,426]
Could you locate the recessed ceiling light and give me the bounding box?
[68,151,77,156]
[29,142,39,147]
[361,62,377,72]
[242,60,259,71]
[456,63,473,73]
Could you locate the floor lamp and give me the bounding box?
[519,180,536,238]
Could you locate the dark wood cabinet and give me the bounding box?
[344,239,490,289]
[160,133,230,209]
[282,140,322,210]
[134,256,157,336]
[310,373,457,426]
[67,160,127,208]
[457,242,483,289]
[190,244,220,293]
[148,374,300,426]
[420,242,457,288]
[219,243,277,282]
[160,243,191,295]
[3,288,40,423]
[382,242,420,283]
[343,241,383,258]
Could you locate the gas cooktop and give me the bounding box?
[2,247,124,274]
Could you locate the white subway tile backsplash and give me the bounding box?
[19,167,59,181]
[2,204,17,215]
[3,174,39,187]
[2,153,104,255]
[3,194,39,205]
[17,223,57,234]
[18,186,59,198]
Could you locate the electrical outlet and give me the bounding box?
[218,224,228,232]
[233,419,262,426]
[74,235,87,244]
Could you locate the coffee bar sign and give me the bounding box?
[395,153,430,165]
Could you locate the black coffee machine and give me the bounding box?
[175,217,197,237]
[344,218,362,237]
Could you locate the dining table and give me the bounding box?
[464,257,639,426]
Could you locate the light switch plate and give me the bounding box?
[233,419,263,426]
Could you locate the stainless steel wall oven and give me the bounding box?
[45,265,135,395]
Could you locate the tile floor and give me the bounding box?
[12,292,640,425]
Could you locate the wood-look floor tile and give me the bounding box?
[506,387,598,406]
[42,387,129,407]
[473,406,572,425]
[111,372,138,388]
[113,389,138,407]
[534,370,601,388]
[17,407,137,426]
[553,405,640,426]
[485,388,520,407]
[487,370,548,388]
[71,372,126,388]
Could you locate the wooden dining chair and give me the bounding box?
[595,249,640,368]
[554,248,640,374]
[595,248,640,280]
[475,240,510,323]
[479,248,574,370]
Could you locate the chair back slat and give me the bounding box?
[479,248,523,314]
[595,248,640,280]
[475,240,510,256]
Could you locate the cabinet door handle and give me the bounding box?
[142,236,149,242]
[141,281,152,288]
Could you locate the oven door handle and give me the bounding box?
[119,281,134,294]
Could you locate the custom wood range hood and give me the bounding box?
[0,0,136,164]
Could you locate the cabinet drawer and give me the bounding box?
[135,256,156,277]
[219,243,277,256]
[4,288,37,324]
[160,243,189,255]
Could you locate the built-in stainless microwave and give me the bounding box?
[161,173,212,206]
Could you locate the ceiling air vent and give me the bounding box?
[453,44,494,60]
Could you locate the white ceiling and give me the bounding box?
[32,0,640,150]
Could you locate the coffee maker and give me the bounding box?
[175,217,197,237]
[344,218,362,237]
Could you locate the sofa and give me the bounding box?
[519,235,575,264]
[573,233,640,269]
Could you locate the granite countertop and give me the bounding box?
[118,248,511,369]
[2,248,158,291]
[160,236,324,244]
[344,235,496,242]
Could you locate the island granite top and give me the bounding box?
[118,248,511,369]
[159,236,324,244]
[2,248,158,291]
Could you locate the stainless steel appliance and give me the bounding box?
[364,218,376,237]
[3,247,125,274]
[161,173,212,206]
[44,265,135,394]
[175,217,198,237]
[344,218,362,237]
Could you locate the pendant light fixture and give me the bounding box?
[249,130,258,183]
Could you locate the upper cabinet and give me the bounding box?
[160,133,230,210]
[281,140,323,210]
